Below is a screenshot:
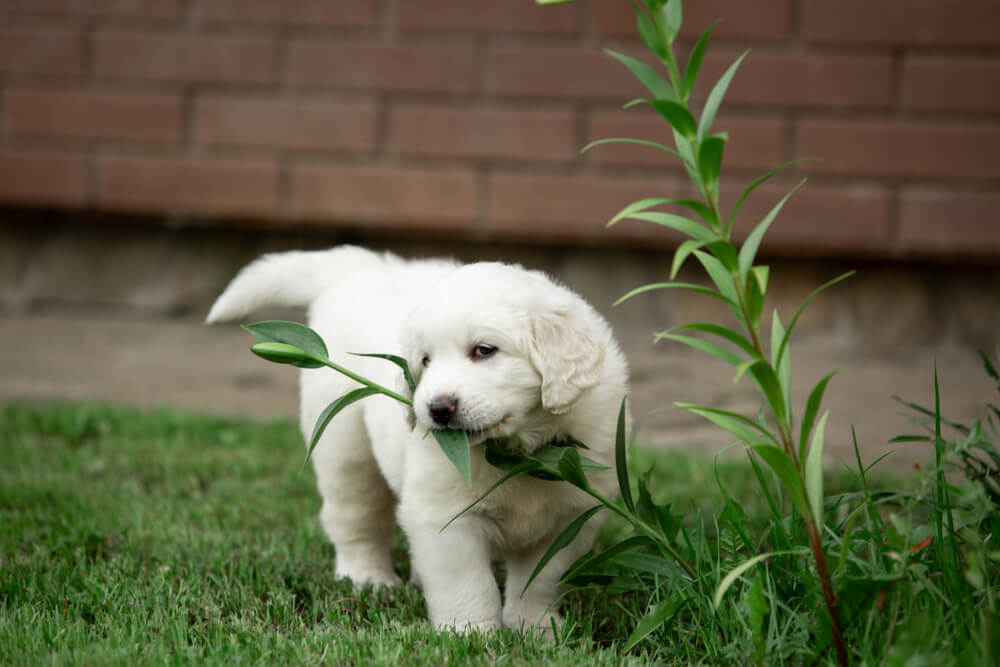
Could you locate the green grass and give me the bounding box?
[3,400,997,665]
[0,402,639,665]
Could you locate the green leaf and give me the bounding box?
[250,342,322,368]
[743,360,788,425]
[775,271,855,371]
[608,197,676,225]
[658,332,742,367]
[745,265,767,329]
[670,239,707,278]
[351,352,415,393]
[244,320,328,360]
[305,387,380,466]
[714,551,790,608]
[749,444,809,517]
[670,322,756,357]
[705,239,739,273]
[692,249,740,308]
[737,180,805,282]
[678,404,776,446]
[646,99,698,139]
[663,0,682,42]
[624,595,686,651]
[698,50,748,142]
[770,309,791,419]
[805,411,829,526]
[614,399,633,513]
[683,22,718,100]
[726,158,819,234]
[581,137,683,161]
[697,133,726,195]
[432,429,472,485]
[751,265,769,295]
[616,281,737,309]
[556,447,590,489]
[522,505,604,596]
[561,535,652,584]
[605,49,673,101]
[633,3,668,61]
[799,372,837,462]
[612,552,675,577]
[605,195,714,227]
[615,211,715,243]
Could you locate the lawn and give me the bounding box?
[0,402,644,665]
[2,400,996,665]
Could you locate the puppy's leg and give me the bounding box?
[400,511,501,632]
[502,516,601,634]
[310,408,400,587]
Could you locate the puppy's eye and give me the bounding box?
[470,344,497,361]
[421,354,431,368]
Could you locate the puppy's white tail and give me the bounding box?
[205,245,384,323]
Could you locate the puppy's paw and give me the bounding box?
[437,618,502,635]
[336,562,402,588]
[503,605,563,640]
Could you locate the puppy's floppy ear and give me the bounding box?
[528,308,606,414]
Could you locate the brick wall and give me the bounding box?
[0,0,998,259]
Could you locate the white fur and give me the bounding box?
[207,246,629,633]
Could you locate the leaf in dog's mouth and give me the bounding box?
[431,429,471,484]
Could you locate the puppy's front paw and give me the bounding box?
[503,604,563,639]
[336,561,402,588]
[437,618,502,635]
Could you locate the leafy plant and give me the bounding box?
[539,0,853,661]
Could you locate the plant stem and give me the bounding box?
[318,358,414,406]
[805,515,849,666]
[733,271,847,665]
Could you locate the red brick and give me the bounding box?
[902,57,1000,114]
[595,0,792,41]
[697,51,892,110]
[195,96,377,153]
[488,172,684,245]
[0,149,89,206]
[390,105,577,162]
[899,189,1000,256]
[290,164,476,228]
[803,0,1000,47]
[97,155,278,217]
[5,0,182,19]
[399,0,579,34]
[586,111,787,172]
[487,47,643,100]
[0,28,83,76]
[94,33,276,84]
[199,0,376,27]
[727,182,892,254]
[289,42,476,94]
[5,89,182,143]
[800,120,1000,181]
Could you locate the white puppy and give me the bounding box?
[207,246,628,633]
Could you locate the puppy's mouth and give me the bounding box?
[441,413,511,444]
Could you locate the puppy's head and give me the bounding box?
[401,263,606,448]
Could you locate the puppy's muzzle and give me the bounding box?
[428,395,458,427]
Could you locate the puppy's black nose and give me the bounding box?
[428,396,458,426]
